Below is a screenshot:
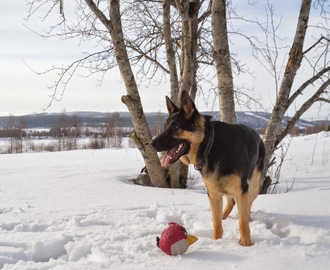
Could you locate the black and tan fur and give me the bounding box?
[151,91,265,246]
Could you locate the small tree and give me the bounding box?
[58,110,68,151]
[70,114,81,150]
[104,112,123,148]
[258,0,330,192]
[17,117,26,153]
[150,112,165,137]
[6,115,16,154]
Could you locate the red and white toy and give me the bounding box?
[156,222,198,256]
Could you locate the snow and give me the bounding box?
[1,133,330,269]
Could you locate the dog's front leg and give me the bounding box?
[209,195,223,239]
[205,182,223,239]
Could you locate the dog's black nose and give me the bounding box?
[151,139,159,150]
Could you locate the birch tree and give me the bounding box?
[25,0,329,191]
[211,0,236,124]
[26,0,214,188]
[259,0,330,193]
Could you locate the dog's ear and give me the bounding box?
[166,96,179,115]
[181,90,197,119]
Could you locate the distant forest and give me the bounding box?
[0,111,328,154]
[0,111,328,136]
[0,111,165,154]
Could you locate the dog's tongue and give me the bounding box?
[161,147,177,168]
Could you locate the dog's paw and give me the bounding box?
[239,238,253,246]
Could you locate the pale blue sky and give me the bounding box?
[0,0,329,121]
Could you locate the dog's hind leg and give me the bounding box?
[249,168,262,202]
[235,169,261,246]
[222,195,235,220]
[236,194,253,246]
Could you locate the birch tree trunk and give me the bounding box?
[178,0,200,101]
[211,0,236,124]
[188,0,199,101]
[162,0,200,188]
[86,0,168,188]
[110,0,168,188]
[163,0,180,104]
[260,0,312,192]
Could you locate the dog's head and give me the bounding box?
[151,90,205,167]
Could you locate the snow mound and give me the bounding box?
[1,133,330,269]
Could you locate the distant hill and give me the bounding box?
[0,111,326,132]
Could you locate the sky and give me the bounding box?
[0,0,329,121]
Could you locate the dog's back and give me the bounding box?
[203,120,265,193]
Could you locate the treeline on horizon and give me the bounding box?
[0,110,329,154]
[0,111,165,154]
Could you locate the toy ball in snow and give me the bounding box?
[156,222,198,256]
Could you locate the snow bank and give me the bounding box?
[0,132,330,269]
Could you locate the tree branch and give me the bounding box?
[24,50,113,112]
[317,97,330,104]
[84,0,112,32]
[277,79,330,143]
[303,36,330,55]
[288,66,330,107]
[126,40,169,74]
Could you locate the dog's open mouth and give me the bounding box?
[161,142,189,168]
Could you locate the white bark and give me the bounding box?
[211,0,236,124]
[86,0,168,188]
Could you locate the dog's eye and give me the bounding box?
[172,123,181,132]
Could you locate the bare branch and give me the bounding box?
[60,0,63,15]
[303,36,330,55]
[278,78,330,143]
[24,49,114,111]
[318,97,330,104]
[313,0,330,21]
[84,0,112,32]
[25,0,62,21]
[288,66,330,107]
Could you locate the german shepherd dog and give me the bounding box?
[151,91,265,246]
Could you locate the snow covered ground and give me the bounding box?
[0,132,330,269]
